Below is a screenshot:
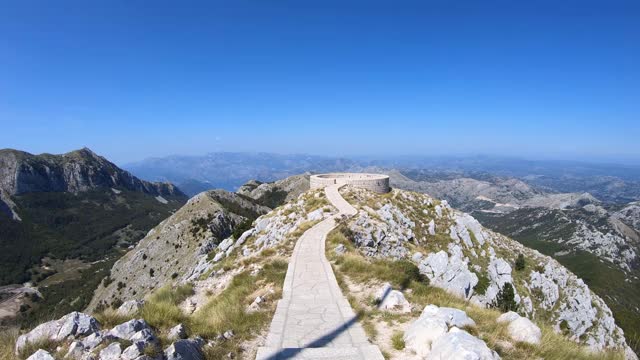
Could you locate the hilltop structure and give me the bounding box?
[310,173,390,193]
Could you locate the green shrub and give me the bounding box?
[391,331,405,350]
[474,272,490,295]
[515,253,526,271]
[492,282,518,313]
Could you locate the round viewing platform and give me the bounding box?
[310,173,390,193]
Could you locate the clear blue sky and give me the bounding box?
[1,0,638,164]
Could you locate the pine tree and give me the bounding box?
[493,282,518,312]
[515,253,525,271]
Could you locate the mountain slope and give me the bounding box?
[0,148,188,327]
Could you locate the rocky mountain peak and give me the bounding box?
[0,147,185,198]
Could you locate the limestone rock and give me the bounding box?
[168,324,188,340]
[403,317,448,357]
[427,328,500,360]
[164,338,205,360]
[497,311,541,344]
[108,319,150,341]
[421,305,476,328]
[26,349,55,360]
[419,248,478,300]
[15,312,100,354]
[375,283,411,313]
[66,341,86,359]
[99,342,122,360]
[117,300,145,316]
[334,244,346,254]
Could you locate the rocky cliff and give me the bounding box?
[338,186,634,354]
[0,148,183,198]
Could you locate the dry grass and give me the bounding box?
[0,328,19,360]
[326,228,625,360]
[140,283,193,330]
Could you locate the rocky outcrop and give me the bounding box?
[15,312,203,360]
[403,304,497,359]
[237,174,310,208]
[0,148,184,197]
[87,190,270,311]
[15,312,99,354]
[339,186,632,354]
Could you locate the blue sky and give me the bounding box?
[0,0,639,164]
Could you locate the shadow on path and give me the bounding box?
[262,286,392,360]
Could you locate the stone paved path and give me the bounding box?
[256,185,384,360]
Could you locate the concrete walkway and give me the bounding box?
[256,185,384,360]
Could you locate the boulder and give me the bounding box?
[117,300,145,316]
[99,342,122,360]
[497,311,541,344]
[66,341,86,359]
[419,248,478,300]
[218,238,234,252]
[427,328,500,360]
[307,208,324,221]
[164,338,205,360]
[375,283,411,313]
[26,349,55,360]
[82,331,107,350]
[496,311,520,324]
[421,305,476,328]
[108,319,150,341]
[168,324,188,341]
[16,312,100,354]
[334,244,346,254]
[403,317,448,357]
[412,252,424,262]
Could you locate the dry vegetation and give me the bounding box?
[325,227,625,360]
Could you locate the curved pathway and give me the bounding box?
[256,185,384,360]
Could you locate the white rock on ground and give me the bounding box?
[421,304,476,328]
[427,327,500,360]
[108,319,150,340]
[403,317,449,357]
[375,283,411,313]
[497,311,541,345]
[15,312,100,354]
[164,338,205,360]
[117,299,145,316]
[99,342,122,360]
[168,324,188,340]
[26,349,55,360]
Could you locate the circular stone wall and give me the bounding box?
[310,173,390,193]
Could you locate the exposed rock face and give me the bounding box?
[0,148,183,197]
[15,312,100,354]
[349,203,414,258]
[427,327,500,360]
[404,304,496,359]
[339,186,632,353]
[87,190,271,311]
[237,174,310,208]
[164,338,205,360]
[26,349,55,360]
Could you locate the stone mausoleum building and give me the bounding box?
[310,173,390,193]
